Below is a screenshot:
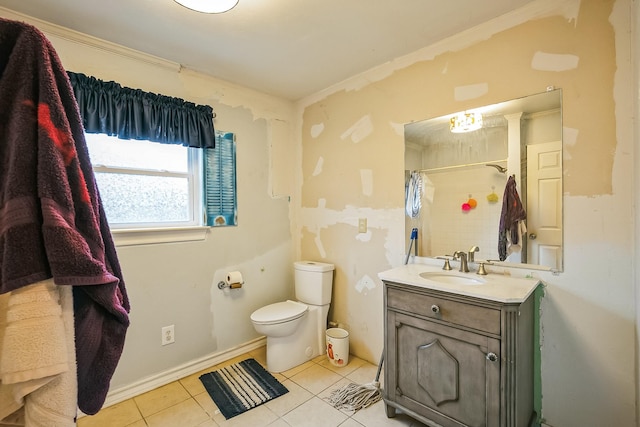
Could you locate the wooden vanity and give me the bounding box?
[379,264,541,427]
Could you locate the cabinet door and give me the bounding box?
[387,311,500,427]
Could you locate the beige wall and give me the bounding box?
[0,7,297,395]
[636,1,640,425]
[296,0,636,425]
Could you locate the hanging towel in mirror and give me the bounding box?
[498,176,526,260]
[405,171,423,218]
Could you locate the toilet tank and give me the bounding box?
[294,261,334,305]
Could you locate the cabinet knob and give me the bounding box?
[486,352,498,362]
[431,304,440,314]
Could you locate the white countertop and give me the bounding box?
[378,263,541,303]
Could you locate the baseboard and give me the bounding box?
[85,337,266,415]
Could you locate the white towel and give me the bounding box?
[507,220,527,256]
[405,171,423,218]
[0,280,77,426]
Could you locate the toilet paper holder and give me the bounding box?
[218,271,244,290]
[218,280,243,290]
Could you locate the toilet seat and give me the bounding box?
[250,300,308,325]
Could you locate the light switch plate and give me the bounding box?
[358,218,367,233]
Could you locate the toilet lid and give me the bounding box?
[251,300,308,325]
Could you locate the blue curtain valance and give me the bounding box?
[67,72,215,148]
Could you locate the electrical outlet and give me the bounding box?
[162,325,175,346]
[358,218,367,233]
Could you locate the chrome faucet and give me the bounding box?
[468,246,480,262]
[452,251,469,273]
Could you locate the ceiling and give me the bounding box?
[0,0,536,100]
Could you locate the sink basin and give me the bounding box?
[419,271,486,286]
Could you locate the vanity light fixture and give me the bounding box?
[174,0,239,13]
[450,111,483,133]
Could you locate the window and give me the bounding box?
[68,72,233,243]
[85,131,236,233]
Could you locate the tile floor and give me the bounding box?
[77,346,428,427]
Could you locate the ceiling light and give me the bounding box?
[449,112,483,133]
[174,0,239,14]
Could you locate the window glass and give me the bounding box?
[87,133,188,172]
[94,173,190,224]
[85,134,198,229]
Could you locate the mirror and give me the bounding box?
[404,89,563,272]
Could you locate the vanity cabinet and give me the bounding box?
[382,281,536,427]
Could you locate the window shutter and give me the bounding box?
[204,131,237,226]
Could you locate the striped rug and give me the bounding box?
[199,358,289,419]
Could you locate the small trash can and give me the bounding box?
[326,328,349,367]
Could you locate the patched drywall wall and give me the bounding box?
[297,0,635,425]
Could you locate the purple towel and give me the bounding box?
[498,176,527,261]
[0,18,130,414]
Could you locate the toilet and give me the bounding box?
[250,261,334,373]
